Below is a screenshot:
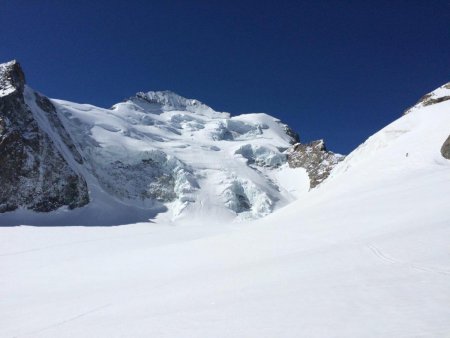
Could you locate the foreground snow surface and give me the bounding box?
[2,100,450,337]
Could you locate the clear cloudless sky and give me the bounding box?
[1,0,449,153]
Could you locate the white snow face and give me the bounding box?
[50,91,305,223]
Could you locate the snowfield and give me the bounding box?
[1,85,450,337]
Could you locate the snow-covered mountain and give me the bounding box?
[1,60,450,337]
[0,60,343,226]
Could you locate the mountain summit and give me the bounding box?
[126,90,224,117]
[0,60,26,96]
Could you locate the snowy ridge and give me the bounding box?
[404,81,450,114]
[323,86,450,197]
[128,90,227,118]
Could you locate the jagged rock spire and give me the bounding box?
[0,60,26,96]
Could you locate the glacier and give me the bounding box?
[1,60,335,225]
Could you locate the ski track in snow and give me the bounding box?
[368,244,450,276]
[14,304,112,338]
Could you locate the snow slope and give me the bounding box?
[1,84,449,337]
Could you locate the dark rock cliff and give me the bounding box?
[0,60,88,213]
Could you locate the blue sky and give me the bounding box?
[1,0,449,153]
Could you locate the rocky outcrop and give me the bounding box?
[0,60,88,213]
[404,82,450,114]
[281,123,300,145]
[418,93,450,107]
[287,140,344,189]
[0,60,25,96]
[441,135,450,160]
